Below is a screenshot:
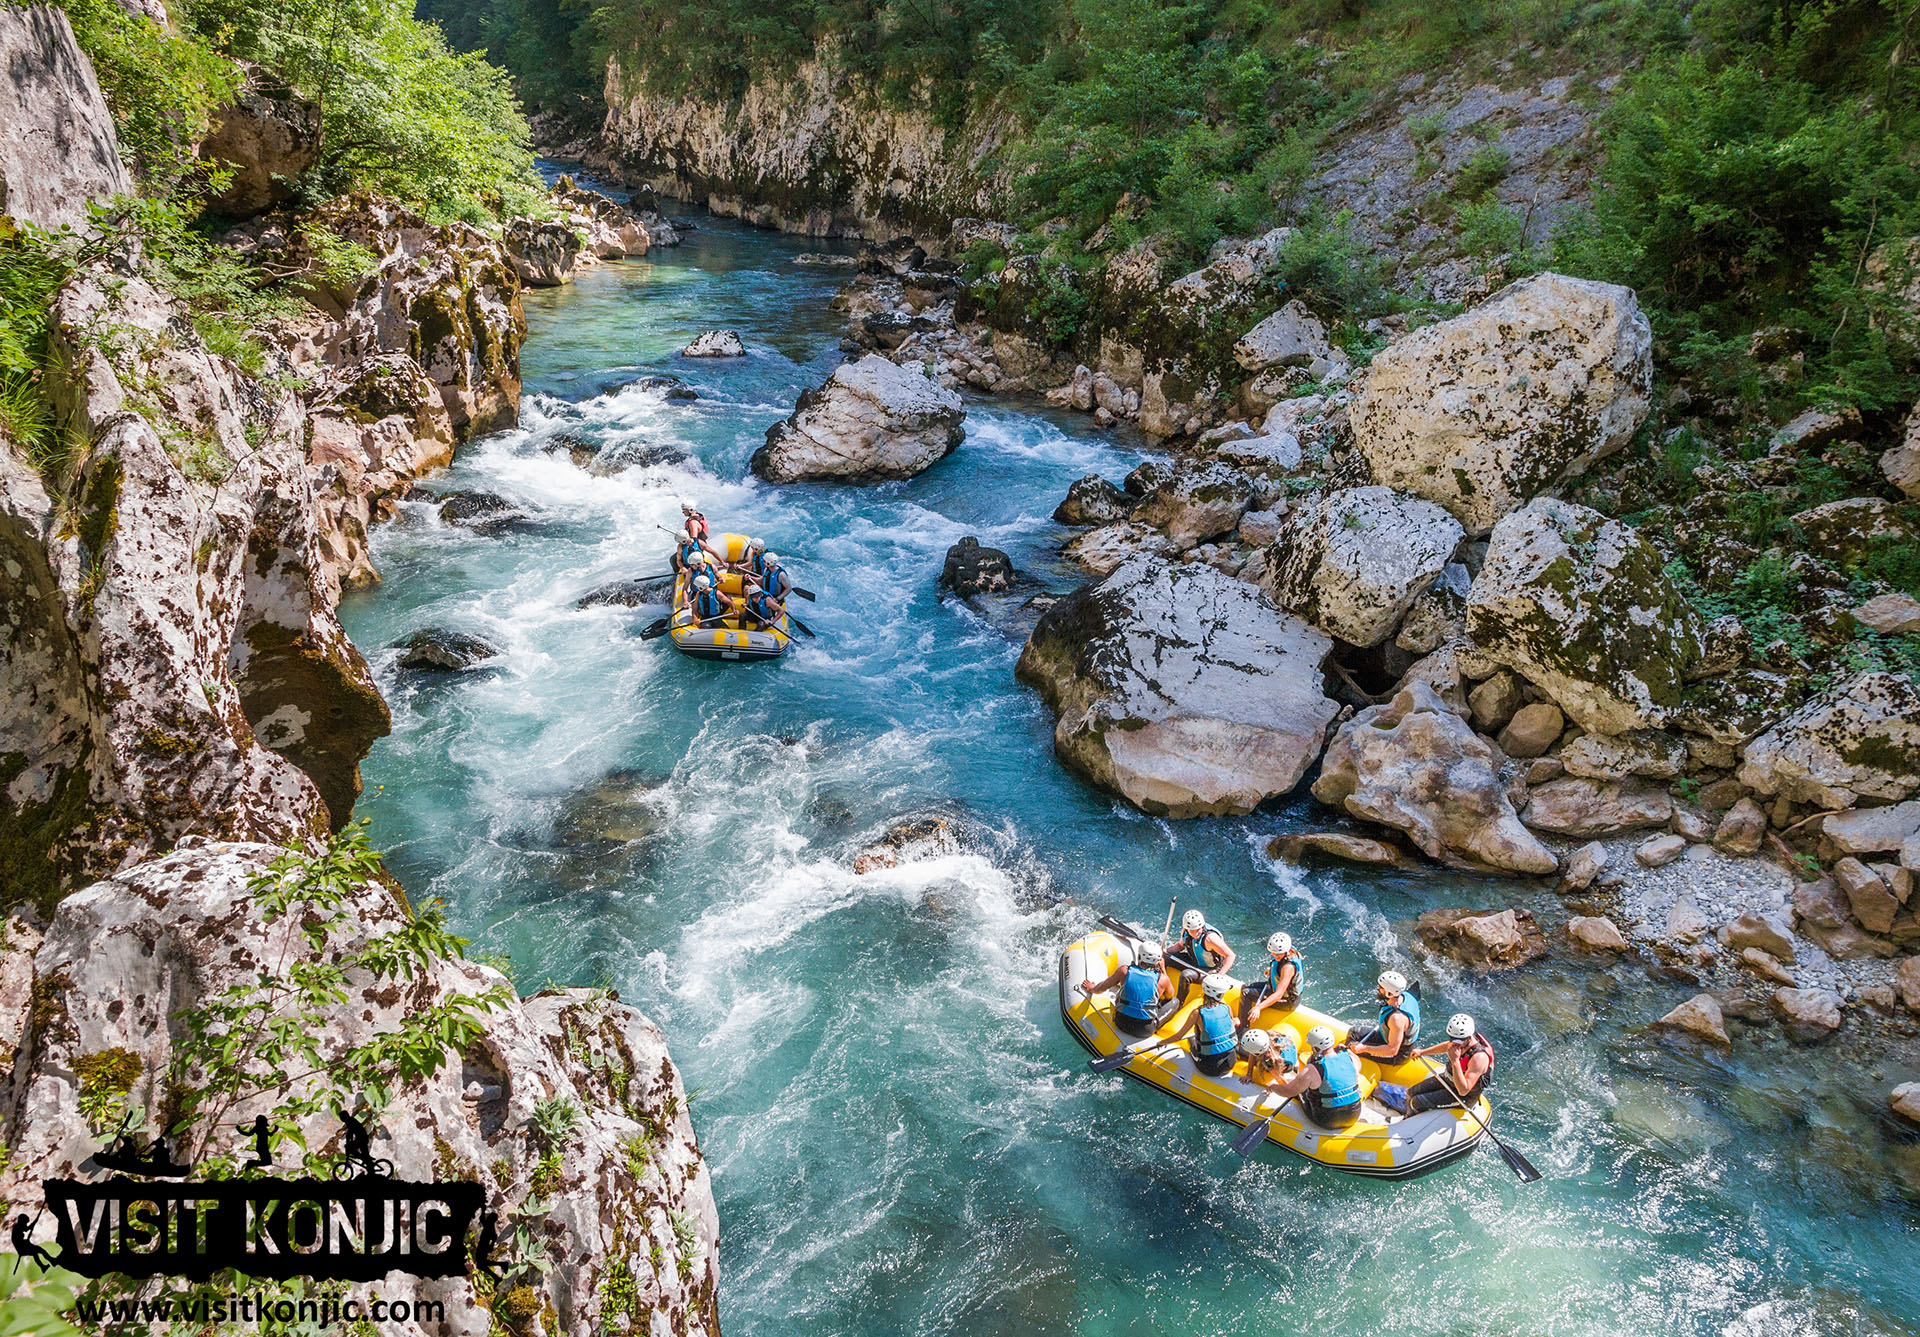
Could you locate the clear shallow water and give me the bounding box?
[340,214,1920,1337]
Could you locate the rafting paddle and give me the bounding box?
[786,613,816,638]
[1097,914,1144,943]
[1422,1057,1541,1183]
[1230,1095,1286,1157]
[1087,1036,1181,1074]
[639,617,671,640]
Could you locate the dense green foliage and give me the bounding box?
[189,0,540,218]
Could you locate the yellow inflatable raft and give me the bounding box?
[670,533,792,662]
[1060,927,1489,1179]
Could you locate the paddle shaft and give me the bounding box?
[1161,899,1177,949]
[1088,1035,1181,1073]
[1423,1057,1541,1183]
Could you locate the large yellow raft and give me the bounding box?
[1060,927,1489,1178]
[670,532,792,662]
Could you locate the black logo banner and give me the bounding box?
[42,1177,486,1282]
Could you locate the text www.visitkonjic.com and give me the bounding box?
[73,1294,447,1326]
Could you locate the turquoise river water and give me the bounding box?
[339,209,1920,1336]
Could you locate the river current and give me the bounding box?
[339,208,1920,1337]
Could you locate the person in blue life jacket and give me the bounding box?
[1238,1024,1298,1086]
[671,518,724,575]
[1165,973,1240,1076]
[1264,1024,1363,1129]
[684,569,739,626]
[1079,938,1176,1038]
[739,552,789,630]
[1348,970,1421,1065]
[1377,1013,1495,1117]
[1238,931,1303,1027]
[734,539,785,588]
[1165,908,1236,1002]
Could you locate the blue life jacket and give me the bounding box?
[746,589,781,623]
[1276,1036,1299,1067]
[1379,992,1421,1047]
[693,587,726,620]
[677,538,705,569]
[1195,1002,1235,1056]
[1175,925,1223,970]
[1117,965,1160,1021]
[1266,950,1303,997]
[761,563,789,598]
[1312,1049,1362,1109]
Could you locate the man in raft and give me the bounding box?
[740,564,788,632]
[685,570,739,625]
[672,522,723,576]
[1378,1013,1494,1116]
[1163,973,1239,1076]
[1263,1024,1363,1130]
[1237,931,1303,1027]
[1078,938,1176,1037]
[1166,909,1235,1002]
[679,497,711,543]
[1347,970,1421,1065]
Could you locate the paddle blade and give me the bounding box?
[1230,1114,1273,1158]
[788,615,816,639]
[1087,1050,1138,1073]
[1491,1136,1543,1183]
[639,617,671,640]
[791,586,817,601]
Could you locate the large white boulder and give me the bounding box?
[1312,681,1558,874]
[1233,299,1332,371]
[1350,273,1653,535]
[751,353,965,482]
[0,842,720,1337]
[1015,556,1338,817]
[0,6,130,230]
[1268,485,1464,646]
[1130,459,1256,547]
[1737,672,1920,808]
[1467,498,1704,735]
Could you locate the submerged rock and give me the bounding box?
[0,842,720,1336]
[1415,906,1548,970]
[682,329,747,357]
[435,490,528,529]
[577,575,676,608]
[608,372,700,401]
[1053,473,1135,526]
[1656,994,1731,1046]
[556,769,672,846]
[852,815,966,873]
[1350,273,1654,536]
[1313,681,1557,874]
[752,353,965,482]
[395,628,501,671]
[940,536,1016,597]
[1015,555,1338,817]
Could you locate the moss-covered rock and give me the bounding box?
[1467,497,1704,735]
[1737,671,1920,808]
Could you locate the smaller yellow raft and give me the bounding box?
[670,532,792,662]
[1061,928,1489,1178]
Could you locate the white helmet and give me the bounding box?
[1378,970,1408,995]
[1447,1013,1477,1041]
[746,537,765,553]
[1200,973,1230,1001]
[1267,932,1292,956]
[1181,909,1206,934]
[693,571,714,590]
[1305,1024,1336,1053]
[678,497,695,511]
[1239,1028,1271,1056]
[1134,940,1162,965]
[762,552,780,567]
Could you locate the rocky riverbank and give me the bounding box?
[0,11,720,1327]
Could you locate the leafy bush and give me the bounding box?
[187,0,539,217]
[1269,211,1391,317]
[0,223,76,465]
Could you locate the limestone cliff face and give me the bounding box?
[596,52,1006,237]
[0,840,721,1337]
